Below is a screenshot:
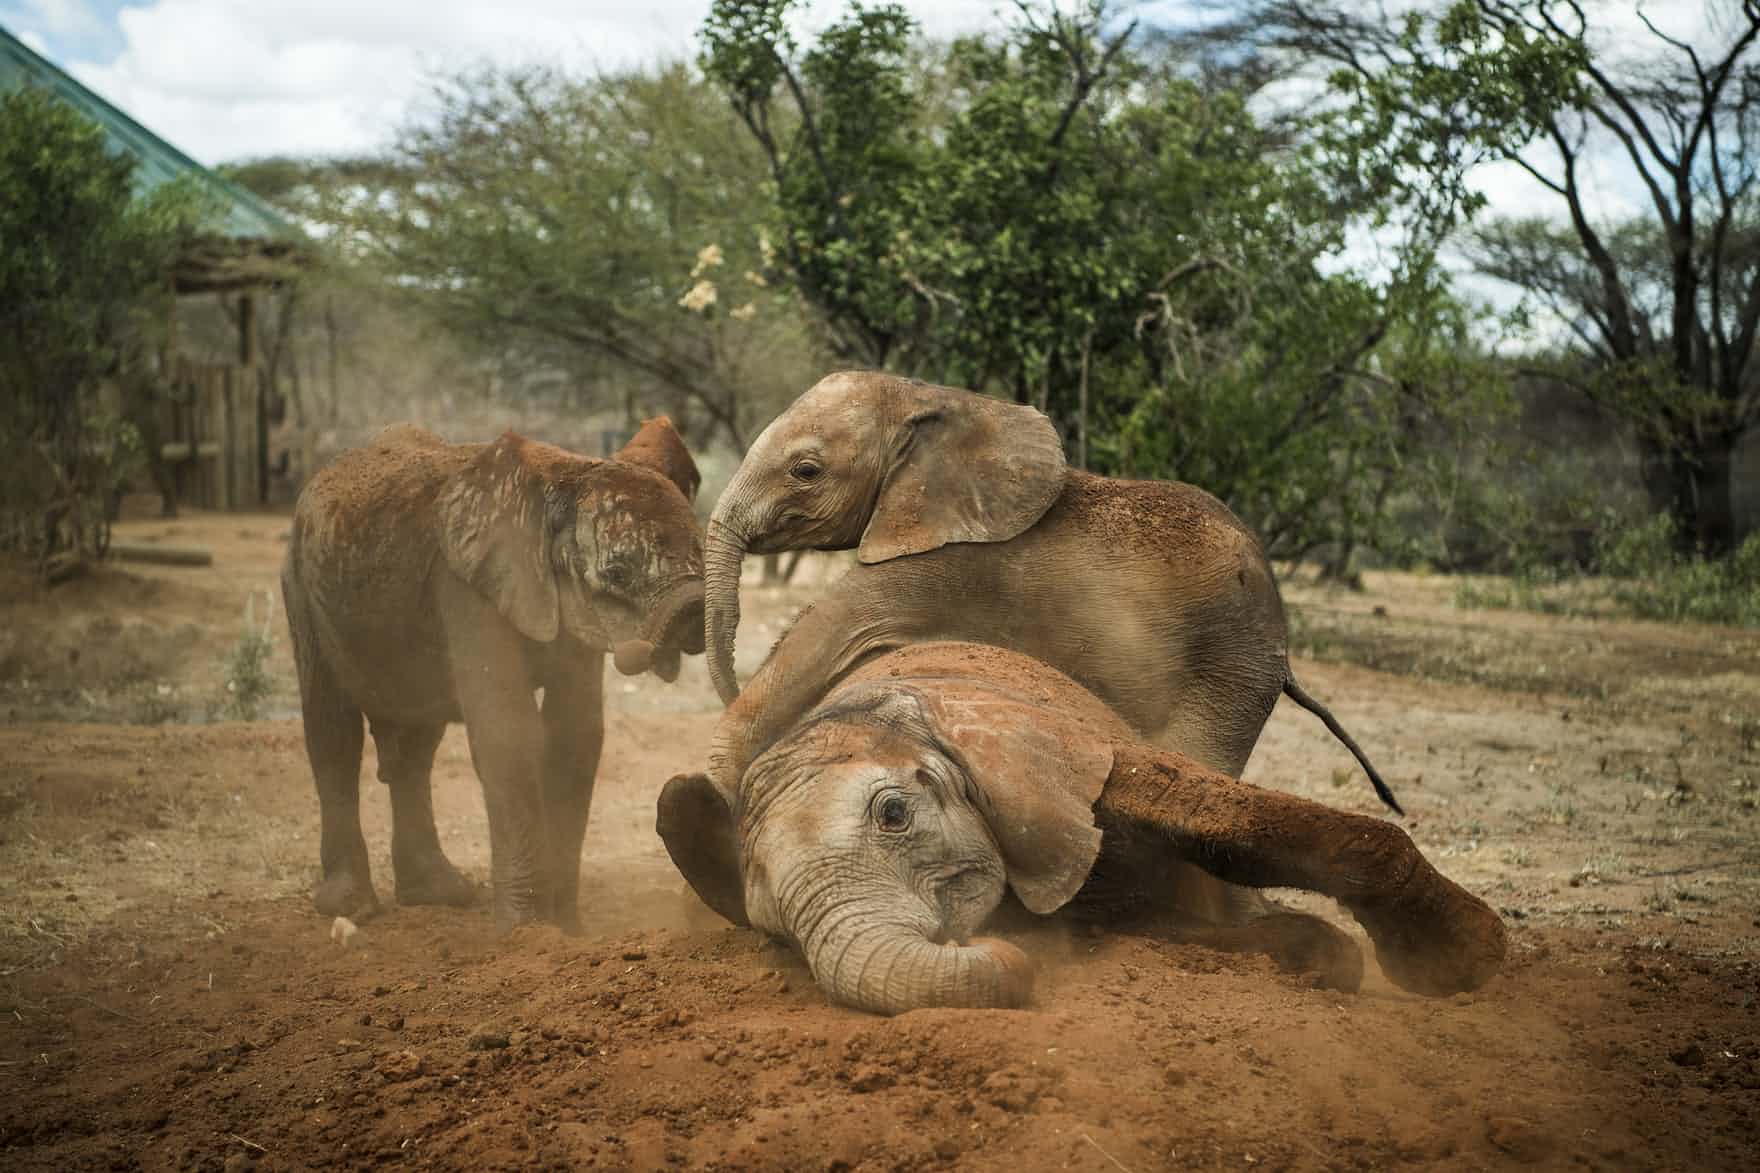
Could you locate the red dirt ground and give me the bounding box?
[2,511,1757,1171]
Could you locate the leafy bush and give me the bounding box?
[0,87,201,571]
[1453,514,1760,628]
[1599,517,1760,627]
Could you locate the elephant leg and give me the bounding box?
[373,720,474,908]
[1146,693,1281,928]
[292,642,373,918]
[441,579,547,931]
[1101,744,1507,996]
[538,654,605,933]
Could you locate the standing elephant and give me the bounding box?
[703,371,1399,825]
[659,643,1506,1016]
[283,418,706,930]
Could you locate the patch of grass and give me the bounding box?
[1454,517,1760,629]
[219,590,276,721]
[1600,518,1760,627]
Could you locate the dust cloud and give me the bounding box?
[0,511,1756,1168]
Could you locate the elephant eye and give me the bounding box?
[791,460,822,482]
[875,794,912,833]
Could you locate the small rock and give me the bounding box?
[330,917,361,948]
[1669,1042,1706,1067]
[1486,1116,1553,1162]
[847,1065,894,1093]
[621,949,648,962]
[468,1026,511,1051]
[378,1049,424,1082]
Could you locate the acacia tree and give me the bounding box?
[304,64,819,451]
[0,88,198,567]
[1241,0,1760,555]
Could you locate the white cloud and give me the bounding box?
[26,0,1006,163]
[3,0,110,45]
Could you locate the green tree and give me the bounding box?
[0,86,199,568]
[702,0,1504,561]
[1243,0,1760,555]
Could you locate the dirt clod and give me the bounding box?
[377,1050,425,1082]
[846,1065,894,1093]
[1669,1042,1707,1067]
[1486,1115,1553,1162]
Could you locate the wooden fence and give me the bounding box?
[158,358,264,510]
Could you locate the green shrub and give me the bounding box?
[221,591,277,720]
[1454,514,1760,627]
[1599,518,1760,627]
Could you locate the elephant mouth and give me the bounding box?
[611,578,705,681]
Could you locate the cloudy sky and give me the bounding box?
[3,0,1733,314]
[2,0,1015,162]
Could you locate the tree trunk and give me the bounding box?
[1639,427,1739,557]
[324,294,341,425]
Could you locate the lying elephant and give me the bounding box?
[703,371,1400,823]
[659,642,1506,1016]
[284,419,706,930]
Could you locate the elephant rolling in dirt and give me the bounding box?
[660,642,1506,1016]
[702,371,1400,834]
[283,419,706,930]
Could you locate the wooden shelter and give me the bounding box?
[1,25,308,510]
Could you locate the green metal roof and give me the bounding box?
[0,23,300,242]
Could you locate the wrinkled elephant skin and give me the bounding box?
[659,643,1506,1016]
[703,371,1401,855]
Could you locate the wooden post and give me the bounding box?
[238,292,262,507]
[220,365,236,510]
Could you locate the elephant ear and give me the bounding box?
[858,387,1068,564]
[656,772,749,927]
[439,432,563,643]
[916,680,1114,914]
[615,416,701,503]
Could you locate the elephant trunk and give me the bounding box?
[611,577,706,677]
[796,899,1033,1016]
[704,514,749,705]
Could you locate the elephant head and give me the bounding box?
[658,654,1130,1015]
[439,431,705,677]
[704,371,1068,703]
[661,642,1509,1015]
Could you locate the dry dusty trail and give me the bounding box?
[1,512,1756,1170]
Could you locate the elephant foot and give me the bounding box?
[395,854,477,908]
[315,869,380,919]
[1348,882,1507,997]
[490,882,544,935]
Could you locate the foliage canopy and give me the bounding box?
[0,86,201,565]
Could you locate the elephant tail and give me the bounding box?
[1282,675,1404,816]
